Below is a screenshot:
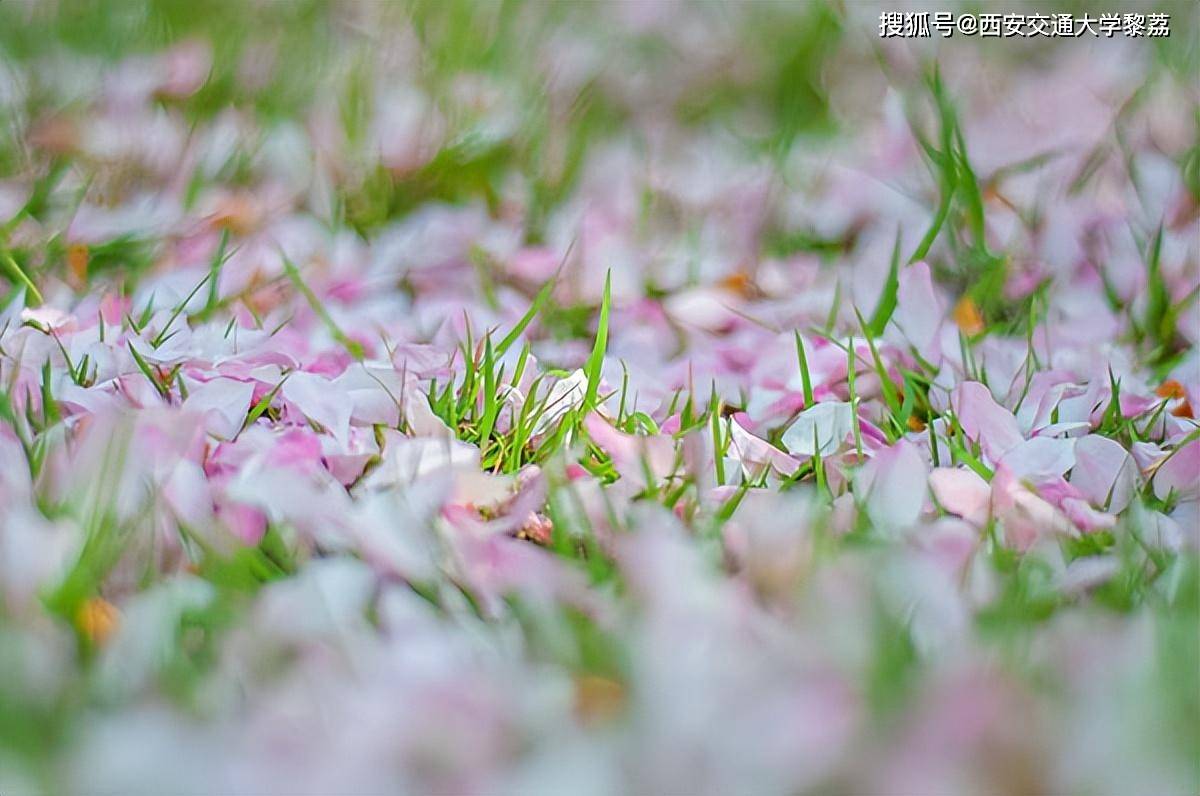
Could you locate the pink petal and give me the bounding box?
[991,463,1073,550]
[1153,439,1200,502]
[183,377,254,440]
[781,401,854,457]
[1070,435,1137,513]
[998,437,1075,484]
[857,440,928,535]
[727,417,800,477]
[282,371,352,445]
[951,381,1024,462]
[663,287,740,332]
[929,467,991,527]
[892,261,944,362]
[1061,497,1116,533]
[583,413,675,489]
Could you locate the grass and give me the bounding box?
[0,1,1196,791]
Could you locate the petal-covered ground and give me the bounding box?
[1,2,1198,793]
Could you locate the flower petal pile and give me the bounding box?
[0,3,1197,794]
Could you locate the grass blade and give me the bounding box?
[583,270,611,411]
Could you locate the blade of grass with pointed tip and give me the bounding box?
[477,336,500,452]
[583,271,611,410]
[854,307,902,430]
[846,340,865,458]
[954,125,987,251]
[1143,225,1170,350]
[243,376,289,431]
[203,228,232,314]
[128,342,168,397]
[152,271,212,347]
[710,387,726,486]
[909,185,955,264]
[868,227,903,336]
[0,249,42,305]
[496,276,555,358]
[794,331,815,407]
[945,433,994,481]
[40,360,60,426]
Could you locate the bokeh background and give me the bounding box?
[0,1,1197,794]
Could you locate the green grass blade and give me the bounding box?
[868,226,902,335]
[497,276,555,357]
[0,249,42,305]
[794,331,815,407]
[583,270,611,411]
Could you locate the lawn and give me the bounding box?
[0,1,1197,793]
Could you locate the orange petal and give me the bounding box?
[953,296,985,336]
[718,271,757,299]
[574,675,625,725]
[67,243,89,283]
[1156,379,1186,400]
[76,597,120,645]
